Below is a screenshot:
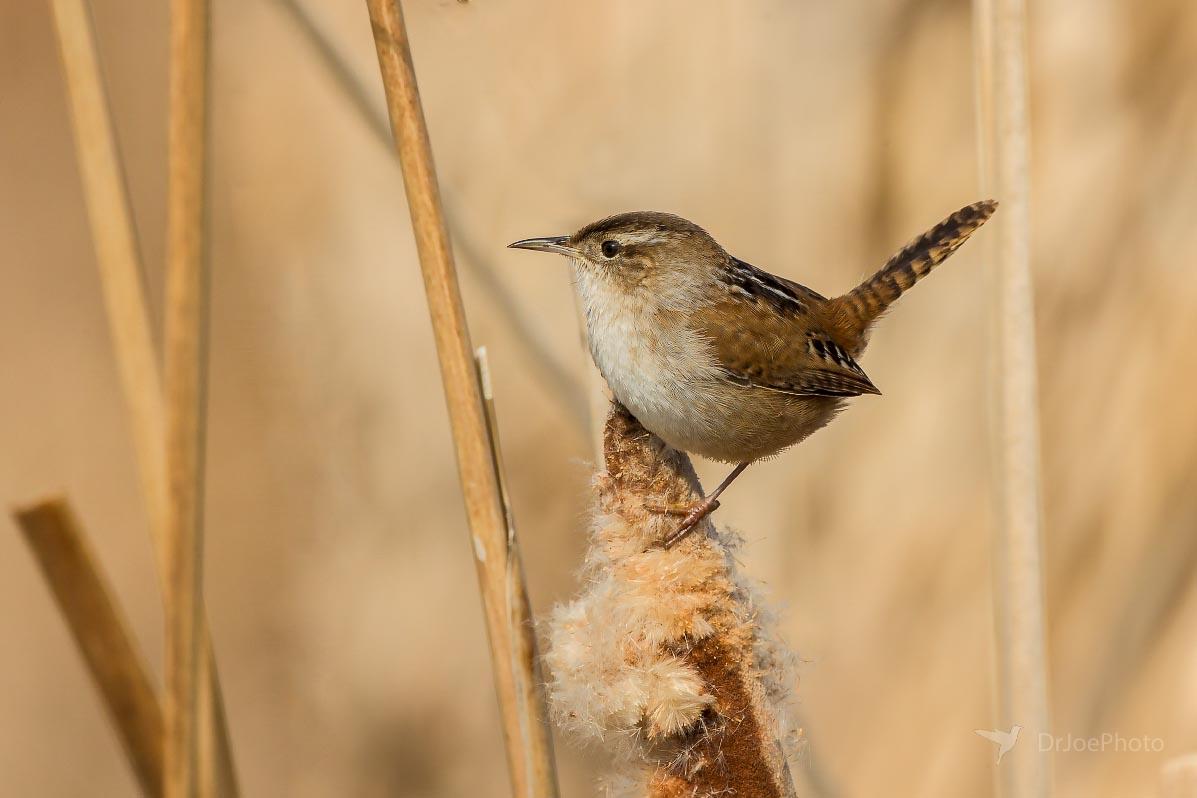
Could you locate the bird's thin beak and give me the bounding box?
[507,235,580,257]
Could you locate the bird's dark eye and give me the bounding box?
[601,240,621,258]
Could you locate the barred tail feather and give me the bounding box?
[832,200,997,344]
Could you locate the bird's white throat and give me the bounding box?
[571,262,723,455]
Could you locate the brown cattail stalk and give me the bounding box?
[14,497,164,798]
[973,0,1052,796]
[363,2,559,795]
[45,2,236,794]
[545,405,798,798]
[164,0,212,794]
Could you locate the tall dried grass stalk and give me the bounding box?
[14,497,164,798]
[973,0,1052,796]
[363,2,558,795]
[45,2,236,794]
[164,0,214,795]
[545,405,798,798]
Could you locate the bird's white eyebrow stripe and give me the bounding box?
[617,229,670,246]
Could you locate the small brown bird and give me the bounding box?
[510,200,996,545]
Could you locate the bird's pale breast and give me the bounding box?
[579,277,840,462]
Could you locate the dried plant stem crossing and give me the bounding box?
[45,2,236,794]
[14,497,164,798]
[364,2,559,796]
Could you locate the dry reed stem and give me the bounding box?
[165,0,212,794]
[973,1,1052,796]
[364,2,559,795]
[46,3,236,794]
[546,405,797,798]
[14,497,164,798]
[475,348,560,796]
[273,0,589,437]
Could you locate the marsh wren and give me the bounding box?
[510,200,996,545]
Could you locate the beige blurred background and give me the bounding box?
[2,0,1195,795]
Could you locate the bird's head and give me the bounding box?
[509,211,727,305]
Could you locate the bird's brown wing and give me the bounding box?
[692,290,880,398]
[722,256,829,313]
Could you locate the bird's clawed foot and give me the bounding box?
[643,462,752,548]
[645,497,722,548]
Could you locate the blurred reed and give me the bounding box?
[164,0,214,794]
[1161,754,1197,798]
[1082,462,1197,737]
[44,2,237,794]
[363,1,558,795]
[973,0,1051,796]
[14,497,164,798]
[46,0,167,548]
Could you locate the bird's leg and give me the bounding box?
[645,462,751,517]
[653,462,751,548]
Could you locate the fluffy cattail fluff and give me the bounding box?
[545,405,799,797]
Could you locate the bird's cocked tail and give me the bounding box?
[831,200,997,344]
